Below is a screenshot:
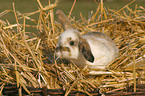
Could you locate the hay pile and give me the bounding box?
[0,0,145,95]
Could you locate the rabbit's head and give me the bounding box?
[55,10,94,63]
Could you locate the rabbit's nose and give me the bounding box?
[55,46,63,52]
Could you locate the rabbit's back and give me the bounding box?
[83,32,118,69]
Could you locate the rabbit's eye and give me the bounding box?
[70,41,74,46]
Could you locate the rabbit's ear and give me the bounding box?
[56,10,73,30]
[79,38,94,62]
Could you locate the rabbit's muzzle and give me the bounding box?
[55,46,71,58]
[55,46,70,52]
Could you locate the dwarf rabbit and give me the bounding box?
[55,10,118,70]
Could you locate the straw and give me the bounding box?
[68,0,76,19]
[133,55,136,92]
[0,0,145,95]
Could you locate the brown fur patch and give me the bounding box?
[79,36,94,62]
[56,46,70,52]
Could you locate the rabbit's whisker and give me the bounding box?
[55,54,61,61]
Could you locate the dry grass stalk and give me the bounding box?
[68,0,76,19]
[133,55,136,92]
[0,0,145,95]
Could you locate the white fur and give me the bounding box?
[55,10,118,70]
[83,35,118,69]
[56,29,80,59]
[56,29,118,70]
